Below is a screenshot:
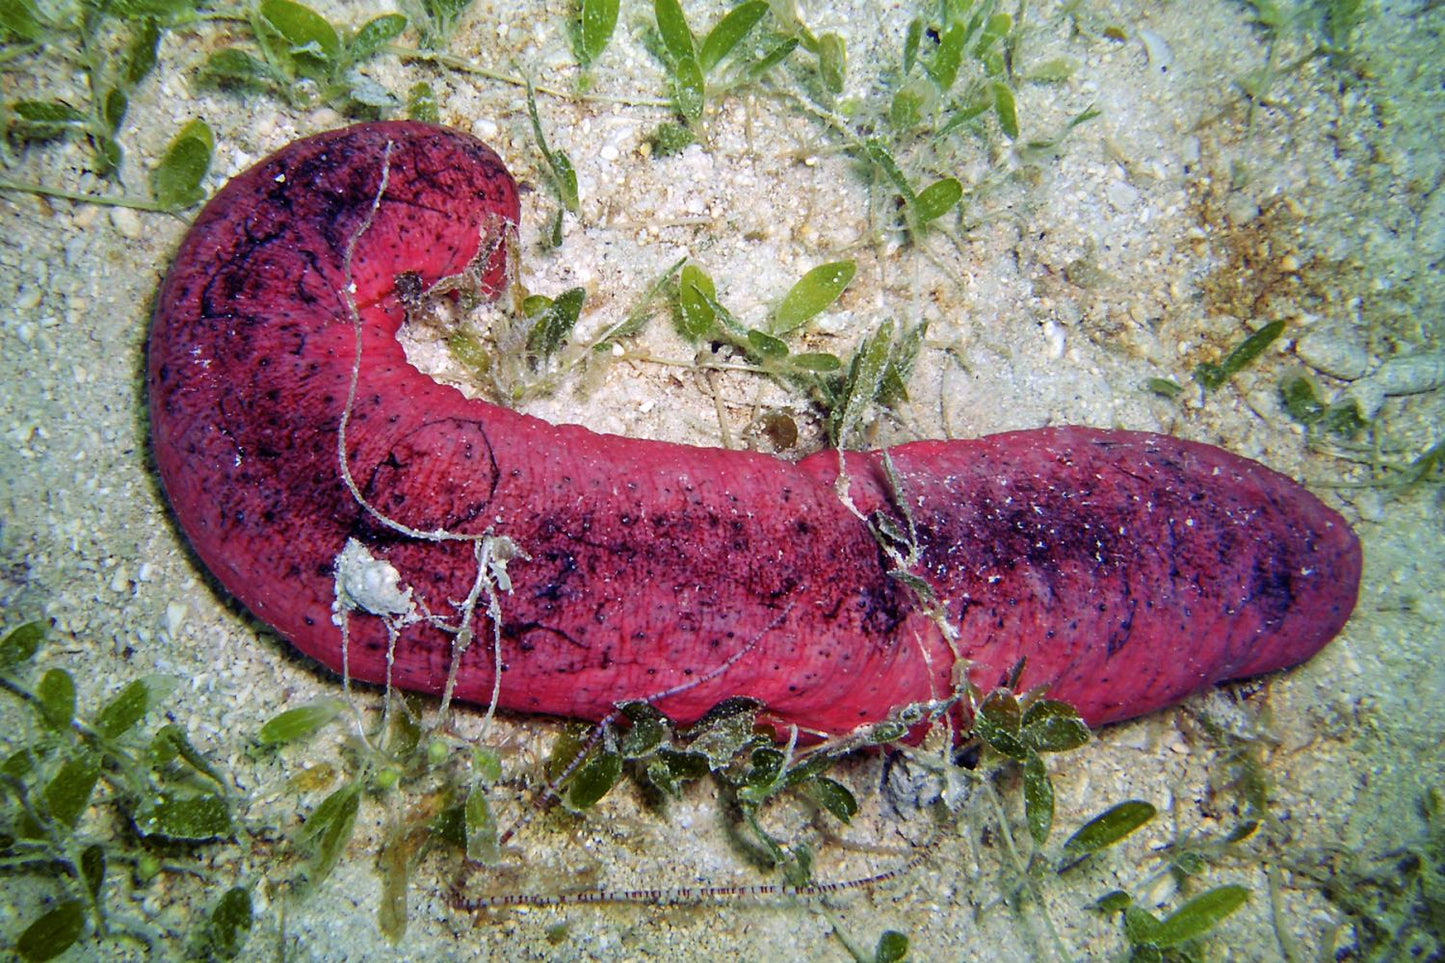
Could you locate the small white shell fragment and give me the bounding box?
[165,601,188,638]
[1106,179,1141,211]
[333,538,414,621]
[1138,28,1173,73]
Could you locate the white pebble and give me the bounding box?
[165,601,188,638]
[110,207,144,239]
[1106,179,1140,211]
[15,285,43,311]
[1138,28,1173,74]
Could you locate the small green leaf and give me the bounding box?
[772,260,855,334]
[577,0,620,66]
[683,698,761,769]
[162,728,222,786]
[1321,398,1366,437]
[8,100,86,141]
[36,669,75,730]
[100,87,129,133]
[343,70,397,109]
[929,22,965,91]
[889,77,929,130]
[79,844,105,900]
[913,177,963,224]
[651,120,694,155]
[1279,374,1325,423]
[1059,800,1157,867]
[1095,889,1133,913]
[975,688,1024,757]
[16,900,84,962]
[526,79,580,212]
[464,785,500,864]
[546,724,592,782]
[551,150,580,213]
[698,0,767,74]
[902,18,922,75]
[875,929,909,963]
[386,700,423,758]
[864,139,915,204]
[654,0,695,64]
[816,32,845,94]
[677,263,718,339]
[645,750,709,796]
[1194,320,1286,390]
[44,753,100,828]
[196,48,274,89]
[413,0,471,47]
[992,82,1019,139]
[831,319,894,447]
[151,118,214,211]
[1149,885,1250,946]
[1020,699,1090,753]
[258,697,347,745]
[746,328,789,362]
[111,0,195,18]
[0,0,47,42]
[739,746,785,802]
[406,81,439,123]
[205,887,253,960]
[936,95,993,138]
[619,702,669,758]
[526,286,585,359]
[94,678,152,739]
[743,37,797,79]
[789,352,842,373]
[473,744,503,784]
[878,318,926,406]
[802,776,858,824]
[1027,57,1075,83]
[565,748,622,810]
[350,13,407,61]
[1124,905,1163,947]
[1023,750,1053,844]
[135,791,233,840]
[91,134,123,178]
[1145,377,1184,399]
[299,781,361,889]
[377,830,410,942]
[13,100,86,124]
[122,18,162,88]
[976,12,1013,59]
[258,0,341,80]
[672,52,706,121]
[0,621,44,671]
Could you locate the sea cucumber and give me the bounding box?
[147,121,1361,736]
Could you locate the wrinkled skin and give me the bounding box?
[149,122,1361,737]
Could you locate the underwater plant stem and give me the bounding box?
[389,47,670,106]
[0,179,175,212]
[980,779,1074,962]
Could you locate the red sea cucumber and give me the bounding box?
[148,122,1361,736]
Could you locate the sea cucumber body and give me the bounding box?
[148,122,1361,735]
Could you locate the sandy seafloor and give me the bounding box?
[1,0,1442,960]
